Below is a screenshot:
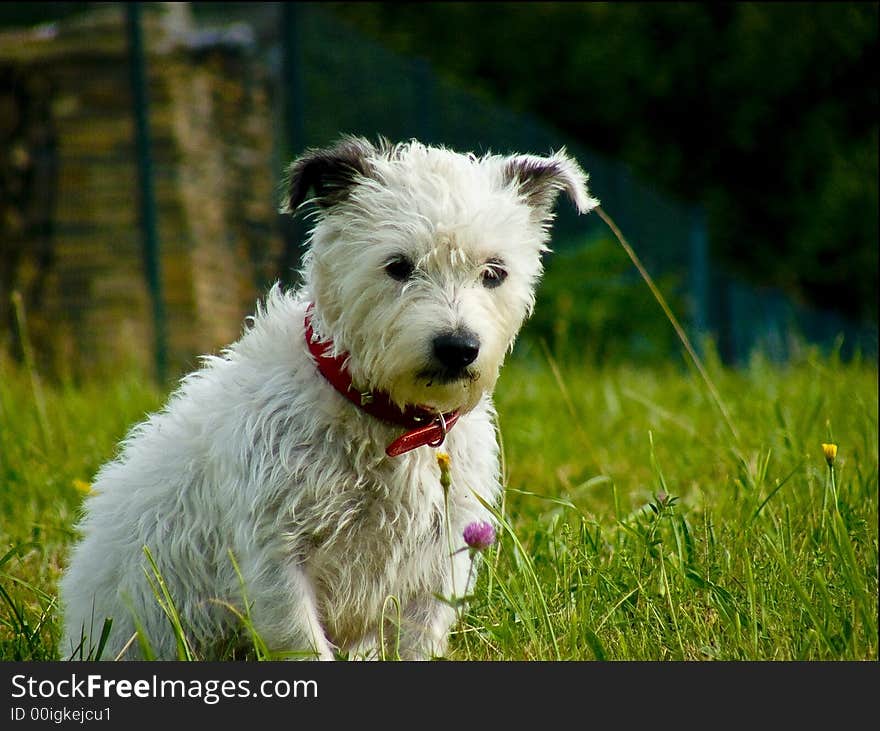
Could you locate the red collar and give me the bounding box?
[304,305,460,457]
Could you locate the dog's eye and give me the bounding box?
[481,259,508,289]
[384,256,415,281]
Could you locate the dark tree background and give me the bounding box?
[2,2,876,325]
[331,2,879,324]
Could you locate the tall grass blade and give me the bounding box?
[142,546,193,660]
[595,206,740,444]
[10,291,52,449]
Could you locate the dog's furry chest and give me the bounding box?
[237,371,502,652]
[291,458,446,645]
[277,431,491,649]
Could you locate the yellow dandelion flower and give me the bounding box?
[822,443,837,466]
[436,452,452,491]
[72,478,92,495]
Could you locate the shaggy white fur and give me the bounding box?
[59,137,597,660]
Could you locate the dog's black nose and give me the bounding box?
[433,331,480,370]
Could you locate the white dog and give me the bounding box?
[60,136,597,660]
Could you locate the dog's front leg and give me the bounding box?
[246,562,335,660]
[396,548,476,660]
[395,597,456,660]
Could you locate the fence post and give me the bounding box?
[126,3,167,383]
[688,205,709,355]
[281,3,305,162]
[279,2,307,287]
[414,58,436,144]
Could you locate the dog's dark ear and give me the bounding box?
[502,149,599,218]
[282,136,377,213]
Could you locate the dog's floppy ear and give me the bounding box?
[502,149,599,218]
[282,136,377,213]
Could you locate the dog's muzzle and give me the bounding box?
[426,329,480,382]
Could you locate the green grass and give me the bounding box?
[0,345,876,661]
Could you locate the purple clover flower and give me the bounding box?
[463,521,496,551]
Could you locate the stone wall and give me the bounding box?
[0,4,282,379]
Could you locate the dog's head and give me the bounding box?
[284,136,598,414]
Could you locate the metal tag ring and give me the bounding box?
[427,412,448,448]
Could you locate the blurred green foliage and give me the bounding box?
[333,2,878,325]
[519,236,683,364]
